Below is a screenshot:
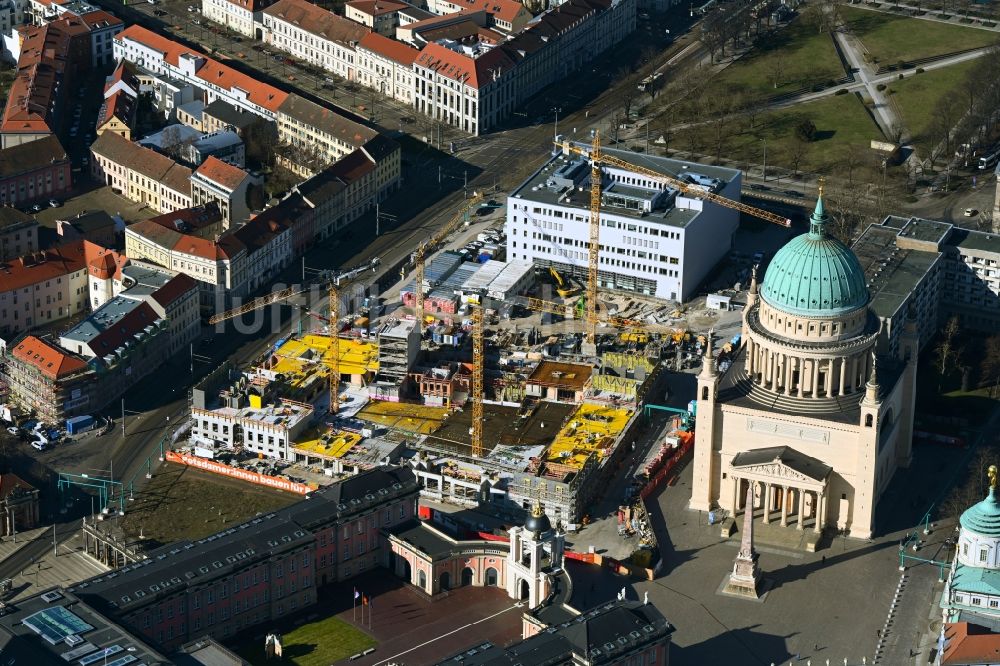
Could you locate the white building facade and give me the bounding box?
[505,145,740,301]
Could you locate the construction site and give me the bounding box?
[172,136,789,528]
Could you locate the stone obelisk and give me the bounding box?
[724,483,762,598]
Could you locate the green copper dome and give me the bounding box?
[760,193,869,317]
[961,484,1000,538]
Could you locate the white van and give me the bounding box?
[978,151,999,170]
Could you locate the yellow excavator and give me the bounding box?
[549,267,580,298]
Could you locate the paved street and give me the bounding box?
[0,527,108,602]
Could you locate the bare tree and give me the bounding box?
[840,143,865,187]
[935,316,962,377]
[767,57,785,90]
[788,137,810,174]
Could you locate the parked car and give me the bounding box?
[30,438,46,451]
[5,426,18,436]
[31,203,43,212]
[48,199,60,208]
[965,208,978,217]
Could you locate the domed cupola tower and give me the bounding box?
[742,186,880,402]
[689,186,919,543]
[943,466,1000,627]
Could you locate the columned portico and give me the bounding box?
[727,446,831,534]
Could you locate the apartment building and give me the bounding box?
[4,266,199,421]
[506,145,741,301]
[125,205,293,313]
[97,59,139,140]
[0,208,37,261]
[0,18,86,148]
[413,0,633,135]
[74,466,419,651]
[262,0,369,81]
[190,156,252,230]
[345,0,409,35]
[274,93,379,175]
[124,214,247,312]
[90,130,193,214]
[425,0,532,32]
[0,239,123,338]
[191,393,314,460]
[944,230,1000,331]
[412,41,516,136]
[0,134,72,207]
[201,0,272,37]
[356,32,418,104]
[76,9,123,66]
[113,26,288,120]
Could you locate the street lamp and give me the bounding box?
[551,106,562,141]
[760,138,767,182]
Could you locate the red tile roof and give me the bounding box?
[454,0,527,23]
[78,10,124,31]
[346,0,408,16]
[105,59,139,97]
[0,472,36,500]
[151,272,198,308]
[114,26,289,112]
[219,0,273,11]
[943,623,1000,665]
[264,0,370,46]
[115,24,202,67]
[194,156,250,191]
[129,217,246,261]
[358,32,419,66]
[86,301,160,358]
[0,240,117,292]
[414,41,515,89]
[98,89,136,128]
[12,335,89,380]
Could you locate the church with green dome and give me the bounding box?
[941,466,1000,632]
[690,189,920,540]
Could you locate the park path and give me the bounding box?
[832,28,907,142]
[843,1,1000,34]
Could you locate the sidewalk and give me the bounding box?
[0,525,51,563]
[2,530,108,602]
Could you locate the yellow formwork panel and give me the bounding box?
[293,429,363,458]
[272,335,380,379]
[544,403,633,470]
[356,401,450,435]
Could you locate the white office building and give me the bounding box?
[505,144,741,302]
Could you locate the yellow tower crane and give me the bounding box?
[209,283,346,414]
[559,135,791,343]
[413,195,483,335]
[470,303,484,458]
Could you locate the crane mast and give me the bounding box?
[471,304,484,458]
[586,131,602,346]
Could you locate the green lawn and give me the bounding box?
[236,614,376,666]
[885,60,979,148]
[841,6,1000,64]
[678,92,878,172]
[710,18,845,97]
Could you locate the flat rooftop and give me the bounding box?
[0,589,167,665]
[950,227,1000,255]
[510,145,737,228]
[271,334,379,378]
[356,401,450,435]
[377,318,416,340]
[60,296,141,345]
[544,403,632,471]
[210,400,312,429]
[892,215,953,245]
[423,401,577,460]
[852,223,941,320]
[293,428,363,458]
[527,360,593,392]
